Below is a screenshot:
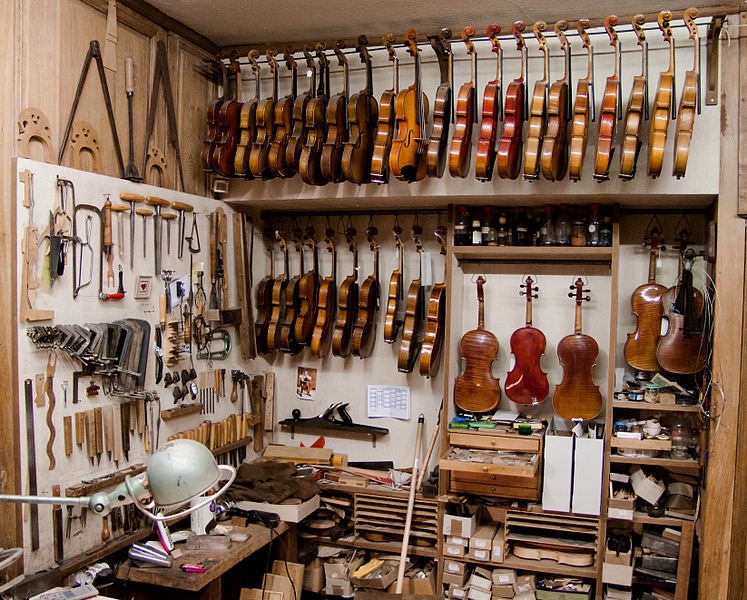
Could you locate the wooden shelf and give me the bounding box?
[609,455,701,472]
[451,245,614,263]
[444,554,598,578]
[160,403,203,421]
[607,511,695,527]
[612,401,701,413]
[314,535,437,558]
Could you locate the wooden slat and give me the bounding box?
[449,431,541,452]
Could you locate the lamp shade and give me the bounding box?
[147,439,222,507]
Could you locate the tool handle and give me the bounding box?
[103,199,113,246]
[110,203,130,212]
[126,57,134,93]
[170,201,194,212]
[86,410,96,459]
[75,413,86,446]
[101,515,110,541]
[120,192,144,203]
[63,416,73,456]
[94,407,103,455]
[146,196,170,208]
[135,208,152,217]
[159,294,167,329]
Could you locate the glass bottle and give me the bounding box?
[514,207,532,246]
[496,211,510,246]
[484,208,498,246]
[454,205,471,246]
[540,204,554,246]
[533,209,544,246]
[571,209,587,246]
[556,204,570,246]
[471,213,483,246]
[588,203,601,247]
[600,212,613,247]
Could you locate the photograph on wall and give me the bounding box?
[296,367,317,401]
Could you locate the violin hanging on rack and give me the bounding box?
[235,50,260,178]
[332,227,359,357]
[475,23,503,182]
[248,49,278,179]
[278,230,304,355]
[370,34,399,184]
[351,225,380,358]
[568,19,594,181]
[648,11,675,178]
[295,226,320,346]
[266,232,289,353]
[425,28,453,178]
[383,223,404,344]
[310,227,337,358]
[673,7,700,179]
[619,15,649,180]
[320,41,349,183]
[496,22,526,180]
[419,226,447,378]
[540,21,570,181]
[523,21,549,181]
[254,231,275,355]
[299,44,329,186]
[397,225,425,373]
[448,26,477,178]
[268,48,297,178]
[593,16,620,182]
[202,59,227,172]
[285,47,315,176]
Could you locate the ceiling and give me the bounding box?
[145,0,734,48]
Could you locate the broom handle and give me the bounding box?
[395,413,425,593]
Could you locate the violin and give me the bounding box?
[648,11,675,178]
[390,29,429,182]
[370,34,399,184]
[453,276,501,414]
[624,229,667,372]
[310,228,337,358]
[505,277,549,405]
[235,51,260,178]
[254,232,275,355]
[278,231,304,355]
[496,22,527,180]
[295,227,320,346]
[351,226,380,358]
[592,16,621,182]
[397,226,425,373]
[332,228,359,357]
[320,41,349,183]
[540,21,570,181]
[523,22,549,181]
[475,24,502,182]
[201,59,227,172]
[248,49,278,179]
[299,44,329,186]
[419,226,447,378]
[425,28,453,178]
[552,278,602,420]
[266,232,289,353]
[341,35,379,184]
[285,48,315,176]
[268,49,297,178]
[656,237,707,374]
[448,26,477,178]
[213,56,243,178]
[673,8,700,179]
[383,224,404,343]
[619,15,649,180]
[568,20,594,181]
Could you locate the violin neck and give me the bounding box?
[574,300,583,334]
[476,278,485,329]
[692,35,700,73]
[392,56,399,93]
[290,66,297,99]
[269,246,275,278]
[648,248,658,282]
[525,293,533,327]
[373,246,379,281]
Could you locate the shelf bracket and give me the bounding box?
[706,16,723,106]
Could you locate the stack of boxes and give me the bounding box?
[445,567,537,600]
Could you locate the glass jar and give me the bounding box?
[571,220,587,246]
[454,205,471,246]
[670,423,691,459]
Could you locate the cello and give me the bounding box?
[453,276,501,414]
[295,227,320,346]
[425,28,453,178]
[540,21,571,181]
[320,41,349,183]
[254,231,275,355]
[383,223,404,344]
[370,34,399,184]
[341,35,379,184]
[523,21,549,181]
[285,47,315,176]
[201,58,227,172]
[624,229,666,372]
[448,26,477,178]
[268,48,297,178]
[593,16,620,182]
[235,50,260,178]
[419,226,447,378]
[299,44,329,186]
[278,230,304,355]
[619,15,648,180]
[496,22,527,180]
[505,277,549,405]
[552,278,602,420]
[673,7,700,179]
[266,231,289,353]
[390,29,429,182]
[568,19,594,181]
[475,24,503,182]
[351,225,380,358]
[310,227,337,358]
[397,225,425,373]
[248,49,278,179]
[213,56,243,177]
[332,227,359,357]
[648,11,675,178]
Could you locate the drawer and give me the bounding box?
[439,456,539,479]
[452,470,538,487]
[449,431,542,453]
[449,478,541,501]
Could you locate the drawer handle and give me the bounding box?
[482,466,488,472]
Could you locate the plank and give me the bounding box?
[263,444,333,464]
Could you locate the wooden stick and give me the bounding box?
[416,406,441,491]
[395,413,425,593]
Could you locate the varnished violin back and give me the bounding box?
[619,15,648,180]
[426,28,453,178]
[300,44,329,186]
[496,22,526,180]
[475,24,502,182]
[592,16,620,182]
[523,21,549,181]
[352,227,380,358]
[311,230,337,358]
[540,21,570,181]
[673,7,700,179]
[370,33,398,184]
[648,11,675,178]
[448,26,477,178]
[420,227,448,378]
[249,49,279,179]
[568,19,593,181]
[397,228,424,372]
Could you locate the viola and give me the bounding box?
[448,26,477,178]
[310,229,337,358]
[285,48,315,176]
[505,277,549,405]
[425,28,453,178]
[341,36,379,184]
[673,8,700,179]
[419,226,447,378]
[268,49,297,178]
[523,21,549,181]
[235,50,260,178]
[370,34,399,184]
[278,232,304,355]
[453,276,501,414]
[475,24,502,182]
[568,19,593,181]
[619,15,648,180]
[496,22,527,180]
[351,226,380,358]
[201,59,226,172]
[390,29,429,182]
[213,56,243,178]
[332,228,359,357]
[397,226,425,373]
[540,21,570,181]
[320,41,349,183]
[248,49,278,179]
[552,278,602,420]
[266,232,289,353]
[624,229,667,372]
[592,16,620,182]
[299,44,329,186]
[295,227,320,346]
[648,11,675,178]
[383,224,404,343]
[254,233,275,355]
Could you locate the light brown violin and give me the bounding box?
[332,227,358,358]
[383,224,404,343]
[619,15,649,180]
[299,44,329,186]
[397,225,425,373]
[592,16,620,182]
[419,226,447,378]
[351,226,380,359]
[568,19,593,181]
[523,22,549,181]
[648,11,675,178]
[496,22,527,180]
[475,24,502,182]
[266,232,289,353]
[311,228,337,358]
[235,51,260,178]
[425,28,453,178]
[285,47,315,176]
[448,26,477,178]
[268,49,297,178]
[248,49,278,179]
[295,227,320,346]
[673,8,700,179]
[540,21,570,181]
[370,34,399,184]
[320,41,349,183]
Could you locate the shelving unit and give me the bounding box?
[609,455,701,472]
[444,554,598,579]
[611,401,701,413]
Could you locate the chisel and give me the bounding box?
[120,192,144,269]
[52,485,63,563]
[63,416,73,456]
[103,405,114,462]
[145,196,170,275]
[94,407,103,464]
[24,379,40,551]
[85,410,95,466]
[75,412,85,448]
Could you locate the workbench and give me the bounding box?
[116,521,295,600]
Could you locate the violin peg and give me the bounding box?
[583,296,591,302]
[568,292,575,298]
[569,285,576,291]
[583,288,591,293]
[533,293,538,299]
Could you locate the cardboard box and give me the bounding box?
[543,428,574,513]
[443,570,470,586]
[325,576,353,598]
[572,436,604,515]
[351,560,398,589]
[450,584,468,599]
[468,586,492,600]
[492,584,515,598]
[492,569,517,587]
[492,525,505,563]
[302,558,323,593]
[271,560,304,595]
[394,568,436,595]
[607,494,635,521]
[235,494,320,523]
[446,535,470,547]
[605,541,632,566]
[324,558,349,580]
[514,593,537,600]
[630,466,665,505]
[262,573,295,599]
[536,591,592,600]
[240,591,282,600]
[516,574,536,593]
[444,513,478,537]
[469,567,493,591]
[444,559,467,575]
[470,524,498,550]
[444,542,467,557]
[602,563,634,587]
[467,547,492,562]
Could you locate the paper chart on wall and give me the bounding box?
[367,385,411,420]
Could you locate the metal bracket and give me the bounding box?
[706,16,724,106]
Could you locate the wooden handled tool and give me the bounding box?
[110,203,130,259]
[161,213,177,255]
[85,410,96,464]
[34,373,45,407]
[75,413,86,447]
[52,485,63,562]
[94,407,103,463]
[45,353,57,470]
[103,196,114,288]
[101,515,110,541]
[63,416,73,456]
[145,196,170,275]
[103,405,114,461]
[120,192,144,269]
[170,201,194,259]
[135,208,153,259]
[112,404,121,465]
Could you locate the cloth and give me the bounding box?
[228,459,319,503]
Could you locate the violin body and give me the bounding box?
[454,327,501,413]
[266,276,288,353]
[505,326,549,405]
[568,80,591,181]
[370,89,396,183]
[496,80,524,179]
[320,93,348,182]
[351,276,378,358]
[389,88,429,182]
[234,99,258,177]
[248,98,275,179]
[619,76,646,178]
[341,92,378,184]
[523,83,547,179]
[201,99,224,171]
[624,281,666,372]
[648,73,673,178]
[673,70,698,178]
[295,268,319,346]
[656,284,706,374]
[475,81,501,181]
[254,274,274,354]
[278,272,302,354]
[540,80,568,181]
[310,276,336,358]
[425,83,452,177]
[383,270,403,343]
[285,92,311,175]
[397,280,424,373]
[419,283,446,377]
[299,96,328,185]
[332,276,358,357]
[448,83,475,178]
[214,98,243,177]
[553,333,602,419]
[593,77,618,181]
[268,96,294,178]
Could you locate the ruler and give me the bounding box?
[24,378,39,550]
